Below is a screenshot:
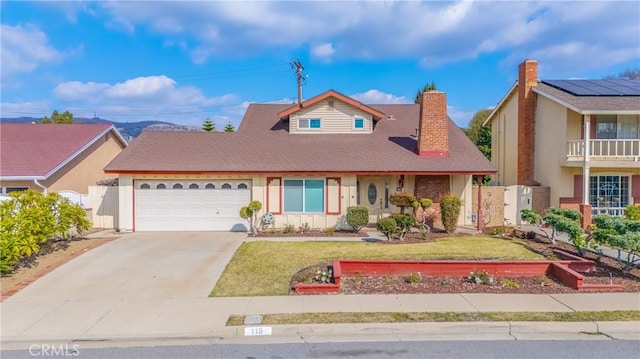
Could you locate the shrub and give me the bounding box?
[282,224,295,234]
[468,270,494,285]
[346,206,369,233]
[298,222,311,233]
[325,227,336,236]
[376,217,397,241]
[405,272,422,284]
[390,213,414,240]
[0,190,89,274]
[239,200,263,235]
[625,205,640,221]
[389,193,416,214]
[440,194,461,234]
[502,279,520,288]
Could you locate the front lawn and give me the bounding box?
[210,236,543,297]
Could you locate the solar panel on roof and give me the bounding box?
[542,79,640,96]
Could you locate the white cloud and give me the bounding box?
[0,100,52,118]
[447,106,475,128]
[49,76,240,125]
[351,90,408,104]
[311,42,335,60]
[0,24,63,78]
[86,1,637,71]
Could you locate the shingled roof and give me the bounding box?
[105,103,495,174]
[1,123,126,179]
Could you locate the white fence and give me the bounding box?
[58,190,90,208]
[88,186,119,229]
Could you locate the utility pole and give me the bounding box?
[291,60,305,104]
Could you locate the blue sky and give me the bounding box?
[2,1,639,128]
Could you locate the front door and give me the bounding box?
[357,176,390,220]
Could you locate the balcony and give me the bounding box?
[567,139,640,162]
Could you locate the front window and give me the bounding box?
[595,115,639,139]
[283,179,324,213]
[590,175,630,215]
[298,118,321,130]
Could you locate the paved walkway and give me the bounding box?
[1,230,639,350]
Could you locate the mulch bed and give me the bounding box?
[290,233,640,295]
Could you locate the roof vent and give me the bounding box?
[387,115,396,120]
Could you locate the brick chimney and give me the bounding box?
[517,60,540,186]
[417,90,449,157]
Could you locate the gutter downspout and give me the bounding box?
[34,179,47,194]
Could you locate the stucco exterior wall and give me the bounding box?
[290,99,373,134]
[533,96,569,208]
[491,92,519,186]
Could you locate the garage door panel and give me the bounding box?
[134,180,250,231]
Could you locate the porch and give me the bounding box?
[567,139,640,162]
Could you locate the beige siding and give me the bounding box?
[534,97,569,208]
[46,132,125,193]
[566,110,582,141]
[290,99,373,134]
[491,93,519,186]
[451,175,473,226]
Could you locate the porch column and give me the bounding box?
[582,114,591,205]
[477,175,483,231]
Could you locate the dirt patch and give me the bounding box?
[1,236,117,300]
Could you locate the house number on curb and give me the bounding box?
[244,327,273,336]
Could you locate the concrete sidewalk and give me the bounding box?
[2,292,639,349]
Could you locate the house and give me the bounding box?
[484,59,640,226]
[0,123,128,197]
[104,90,495,232]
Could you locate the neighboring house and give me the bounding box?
[484,59,640,224]
[104,90,495,232]
[0,123,128,197]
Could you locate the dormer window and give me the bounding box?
[298,118,321,130]
[353,117,365,130]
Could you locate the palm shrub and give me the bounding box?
[440,194,461,234]
[346,206,369,233]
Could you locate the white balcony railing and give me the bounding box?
[567,139,640,159]
[591,206,626,217]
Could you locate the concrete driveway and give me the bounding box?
[6,232,245,302]
[1,232,246,342]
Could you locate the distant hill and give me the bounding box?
[0,117,200,140]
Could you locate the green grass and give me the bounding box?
[211,236,542,297]
[226,311,640,326]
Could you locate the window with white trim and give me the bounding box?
[283,179,324,213]
[596,115,639,139]
[353,117,365,130]
[298,118,321,130]
[589,175,630,209]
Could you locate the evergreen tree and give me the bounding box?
[42,110,74,124]
[224,122,235,132]
[414,81,437,103]
[202,118,215,132]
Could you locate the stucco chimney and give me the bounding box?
[417,90,449,157]
[517,60,540,186]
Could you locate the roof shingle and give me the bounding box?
[105,104,495,174]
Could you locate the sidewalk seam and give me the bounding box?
[548,294,577,312]
[459,294,480,312]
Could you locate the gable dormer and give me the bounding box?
[278,90,385,134]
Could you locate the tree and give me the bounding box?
[520,208,585,251]
[239,200,262,235]
[464,108,492,184]
[202,118,215,132]
[224,122,235,132]
[42,110,74,124]
[414,81,437,103]
[590,215,640,271]
[604,67,640,80]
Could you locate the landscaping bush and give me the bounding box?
[625,205,640,221]
[440,194,461,234]
[239,200,263,235]
[0,190,89,274]
[591,215,640,271]
[390,213,414,240]
[389,193,416,214]
[376,217,397,241]
[346,206,369,233]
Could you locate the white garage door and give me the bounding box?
[135,180,251,231]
